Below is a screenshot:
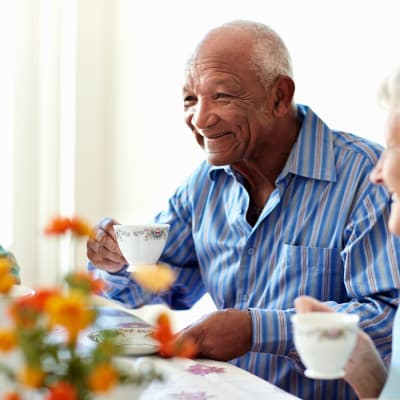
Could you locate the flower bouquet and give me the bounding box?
[0,215,196,400]
[0,264,162,399]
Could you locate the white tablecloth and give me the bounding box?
[134,356,300,400]
[88,299,300,399]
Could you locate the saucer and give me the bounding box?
[305,368,345,380]
[87,326,159,355]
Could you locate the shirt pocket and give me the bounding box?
[278,243,344,304]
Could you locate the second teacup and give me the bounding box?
[291,312,359,379]
[113,224,170,270]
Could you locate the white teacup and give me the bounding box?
[114,224,170,270]
[291,312,359,379]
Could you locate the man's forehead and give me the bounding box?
[183,64,242,91]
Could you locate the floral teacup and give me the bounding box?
[114,224,170,270]
[291,312,359,379]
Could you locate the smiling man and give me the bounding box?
[87,20,400,400]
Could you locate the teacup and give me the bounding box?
[114,224,170,270]
[291,312,359,379]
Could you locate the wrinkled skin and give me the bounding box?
[86,217,126,273]
[370,108,400,235]
[175,309,252,361]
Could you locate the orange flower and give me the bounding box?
[0,257,16,295]
[87,363,118,393]
[4,391,22,400]
[44,216,94,238]
[0,328,18,352]
[152,312,197,358]
[69,217,94,238]
[18,365,46,388]
[131,263,176,293]
[47,381,78,400]
[46,293,95,342]
[65,271,106,295]
[43,216,72,235]
[0,274,16,295]
[9,288,59,328]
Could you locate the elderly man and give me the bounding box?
[87,20,400,400]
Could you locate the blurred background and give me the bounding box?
[1,0,399,300]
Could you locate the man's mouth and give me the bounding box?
[206,132,231,140]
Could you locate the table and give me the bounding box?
[87,302,300,400]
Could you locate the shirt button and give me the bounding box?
[242,294,248,301]
[248,248,255,255]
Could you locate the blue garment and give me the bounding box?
[89,105,400,400]
[379,309,400,399]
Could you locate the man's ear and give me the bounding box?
[271,76,295,117]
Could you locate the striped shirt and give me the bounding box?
[89,104,400,400]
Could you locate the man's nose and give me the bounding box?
[191,101,218,129]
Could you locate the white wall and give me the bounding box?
[107,0,400,227]
[6,0,400,298]
[98,0,400,315]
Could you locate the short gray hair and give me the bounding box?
[378,66,400,108]
[220,20,293,90]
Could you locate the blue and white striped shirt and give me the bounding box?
[90,104,400,400]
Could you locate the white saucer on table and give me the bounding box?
[88,326,159,356]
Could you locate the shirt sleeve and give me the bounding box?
[88,175,207,310]
[249,184,400,371]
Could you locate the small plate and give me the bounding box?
[87,327,159,355]
[305,368,345,380]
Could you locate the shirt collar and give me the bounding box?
[280,104,337,183]
[208,104,337,183]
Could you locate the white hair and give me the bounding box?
[221,20,293,89]
[378,66,400,108]
[187,20,293,91]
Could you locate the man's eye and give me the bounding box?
[216,93,231,99]
[184,95,196,105]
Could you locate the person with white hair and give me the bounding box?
[295,66,400,399]
[87,20,400,400]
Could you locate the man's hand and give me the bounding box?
[175,308,252,361]
[294,296,386,399]
[86,217,127,273]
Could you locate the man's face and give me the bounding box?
[370,108,400,235]
[182,37,276,166]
